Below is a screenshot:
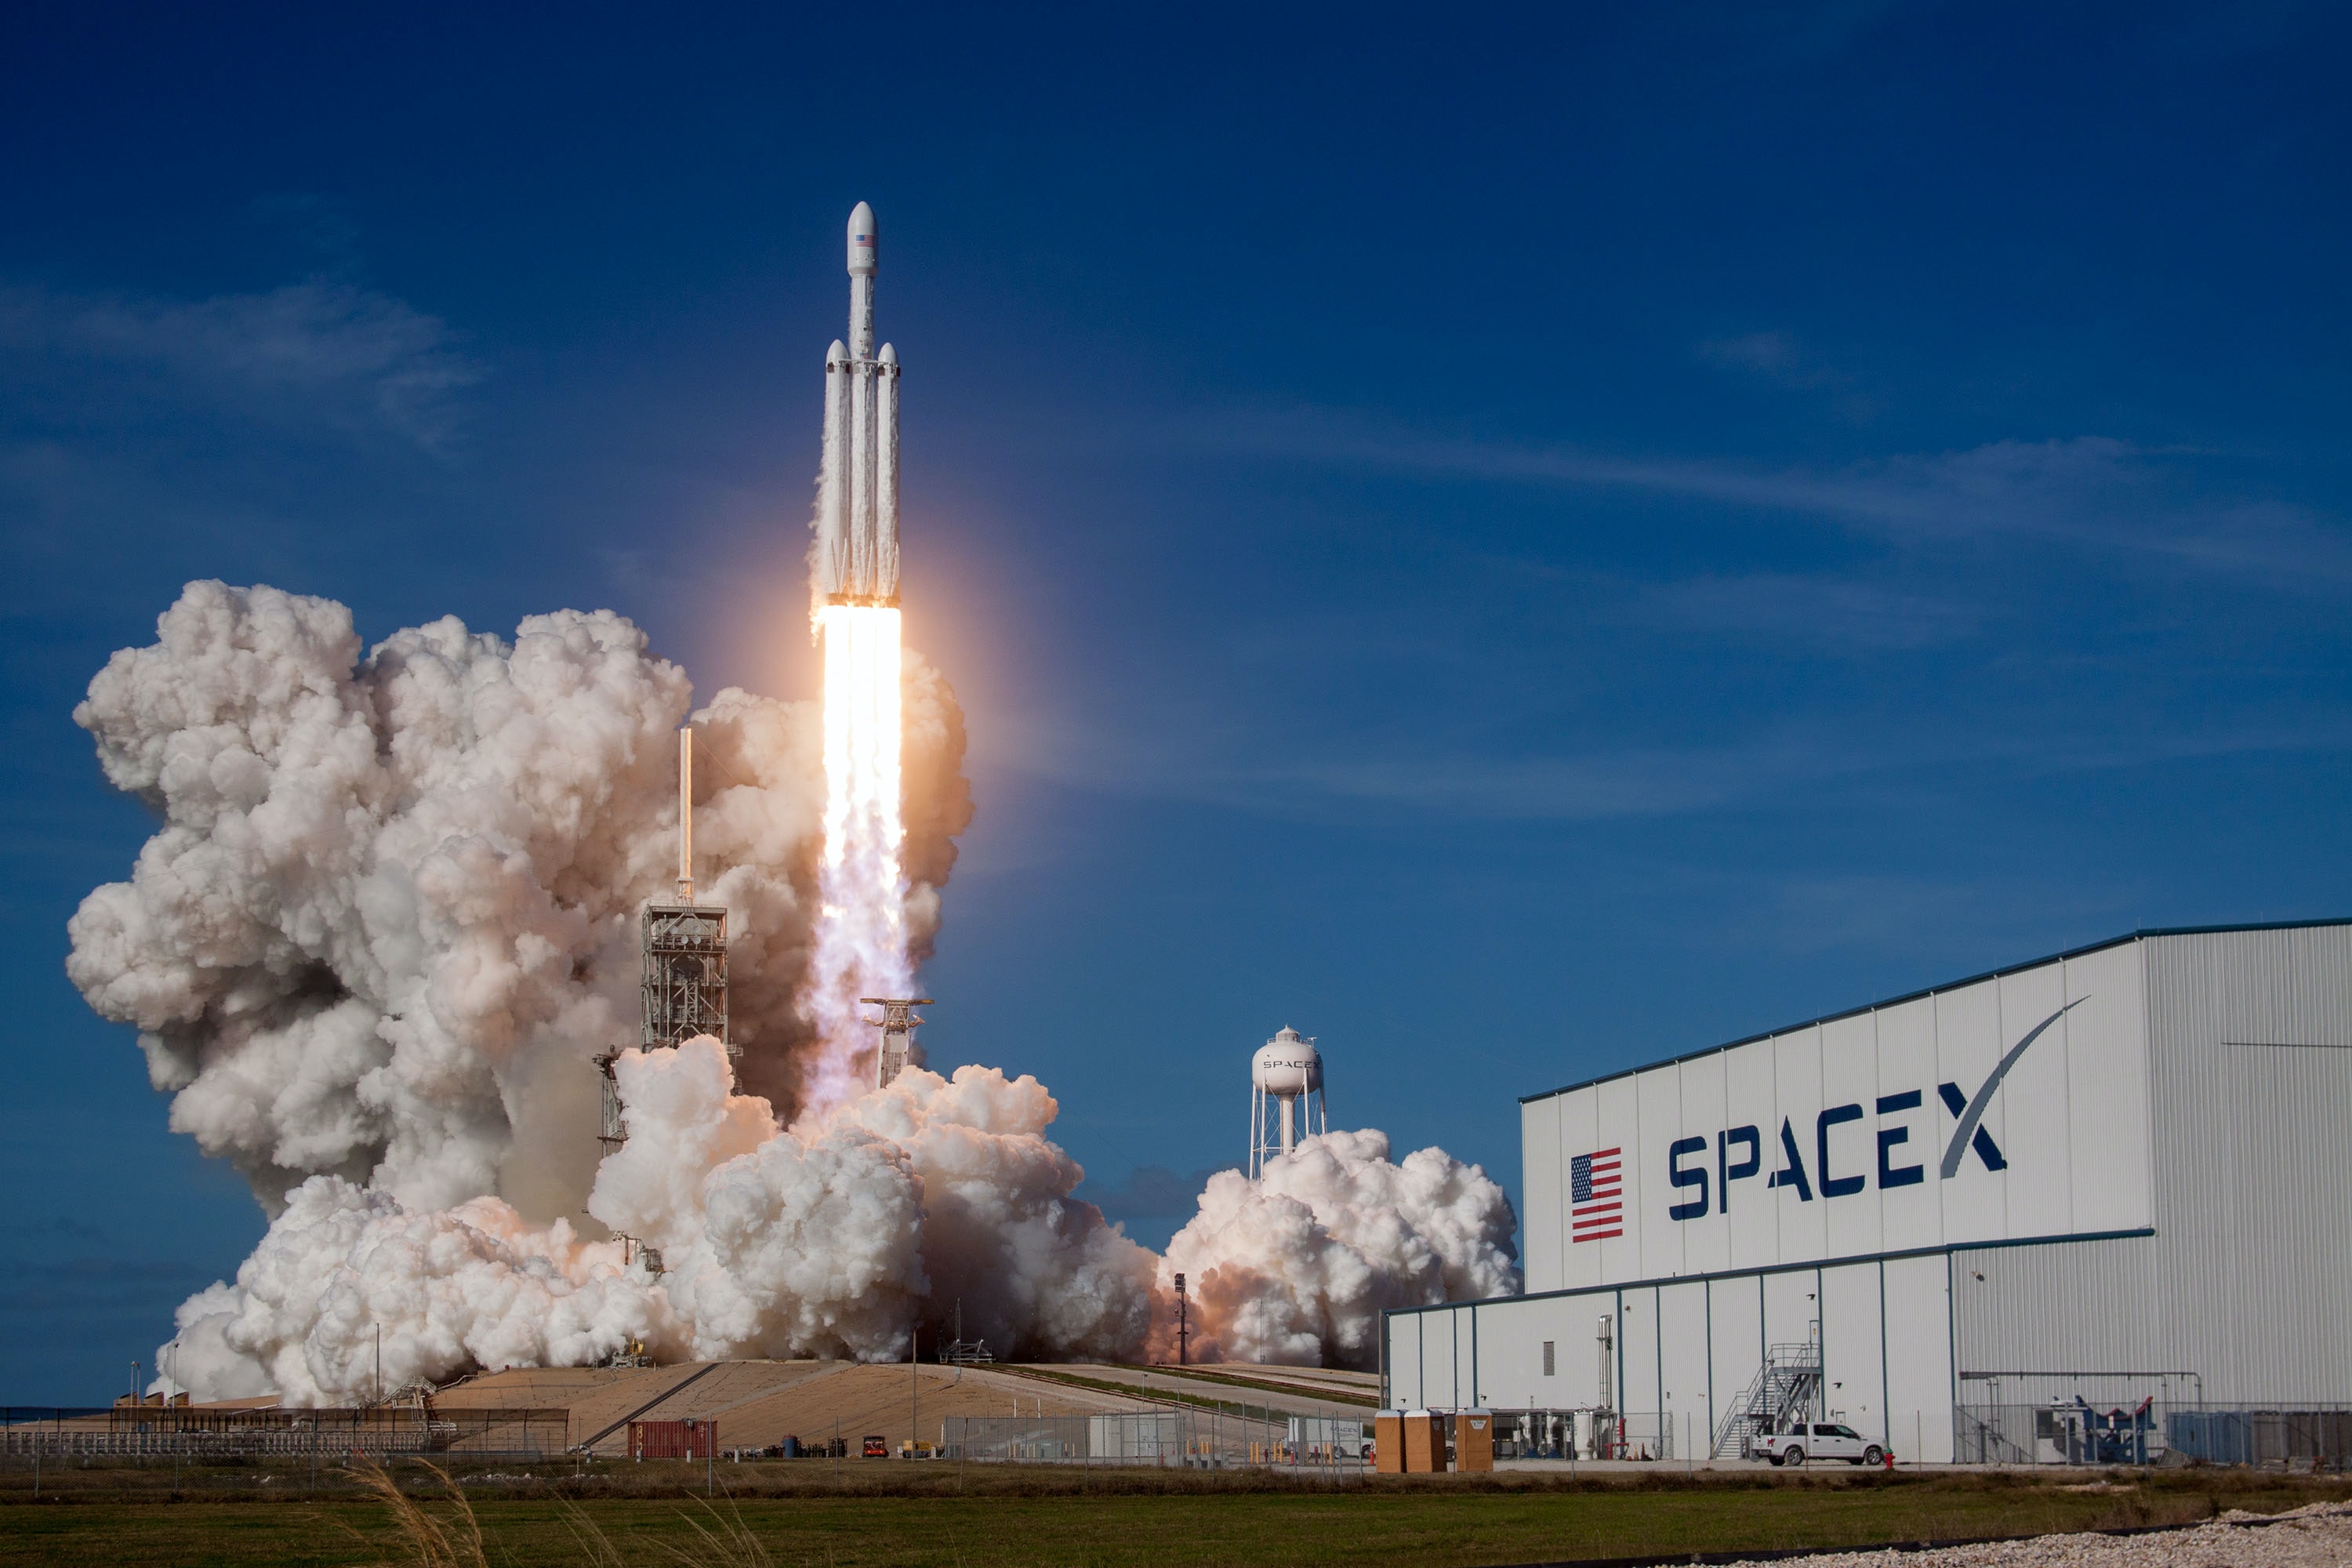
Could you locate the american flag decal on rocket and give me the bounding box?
[1571,1147,1623,1243]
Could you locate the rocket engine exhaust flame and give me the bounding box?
[800,602,912,1121]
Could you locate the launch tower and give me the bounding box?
[599,729,733,1148]
[861,996,931,1091]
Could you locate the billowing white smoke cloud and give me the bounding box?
[173,1036,1156,1398]
[66,580,964,1222]
[74,581,1515,1400]
[590,1038,926,1361]
[166,1179,672,1405]
[1157,1129,1519,1369]
[590,1039,1155,1364]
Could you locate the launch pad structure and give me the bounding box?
[599,729,733,1152]
[862,996,931,1091]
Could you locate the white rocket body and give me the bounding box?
[815,201,900,606]
[816,340,851,596]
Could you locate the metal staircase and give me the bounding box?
[1711,1341,1822,1459]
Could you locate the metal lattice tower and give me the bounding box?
[861,996,931,1090]
[599,729,733,1149]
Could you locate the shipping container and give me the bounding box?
[628,1419,716,1460]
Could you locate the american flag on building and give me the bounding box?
[1571,1147,1622,1243]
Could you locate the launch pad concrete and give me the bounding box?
[428,1359,1185,1454]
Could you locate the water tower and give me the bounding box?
[1249,1026,1328,1177]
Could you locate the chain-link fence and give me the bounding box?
[1485,1410,1673,1461]
[939,1410,1370,1470]
[0,1406,571,1461]
[1954,1387,2352,1469]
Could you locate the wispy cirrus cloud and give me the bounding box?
[1697,329,1880,420]
[1621,572,1983,649]
[1195,409,2352,587]
[0,280,483,452]
[979,694,2352,826]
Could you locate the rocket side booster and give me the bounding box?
[815,201,901,607]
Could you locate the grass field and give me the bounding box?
[1,1463,2347,1567]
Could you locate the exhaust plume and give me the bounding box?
[1156,1128,1520,1368]
[66,580,966,1222]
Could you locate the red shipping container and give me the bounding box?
[629,1419,717,1459]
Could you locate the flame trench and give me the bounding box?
[800,602,910,1121]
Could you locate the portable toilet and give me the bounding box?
[1374,1411,1405,1473]
[1455,1409,1494,1472]
[1402,1410,1447,1473]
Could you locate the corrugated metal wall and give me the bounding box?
[1955,927,2352,1405]
[1952,1233,2164,1373]
[2145,928,2352,1403]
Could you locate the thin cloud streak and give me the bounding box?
[0,281,483,452]
[983,703,2352,825]
[1616,572,1984,650]
[1193,411,2352,586]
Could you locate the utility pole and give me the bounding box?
[375,1325,383,1406]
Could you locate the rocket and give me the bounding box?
[815,201,901,606]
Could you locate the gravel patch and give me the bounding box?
[1715,1501,2352,1567]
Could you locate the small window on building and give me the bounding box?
[1541,1341,1555,1376]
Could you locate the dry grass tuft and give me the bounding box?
[342,1455,772,1568]
[340,1458,487,1568]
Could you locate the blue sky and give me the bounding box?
[2,2,2346,1401]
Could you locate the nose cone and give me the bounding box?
[877,342,896,365]
[847,201,878,275]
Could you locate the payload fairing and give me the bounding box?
[815,201,902,605]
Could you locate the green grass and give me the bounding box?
[0,1463,2343,1567]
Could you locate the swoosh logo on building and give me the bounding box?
[1938,998,2086,1180]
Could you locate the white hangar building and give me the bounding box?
[1381,922,2352,1464]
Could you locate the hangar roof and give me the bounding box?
[1519,918,2352,1106]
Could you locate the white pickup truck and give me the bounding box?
[1758,1421,1886,1466]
